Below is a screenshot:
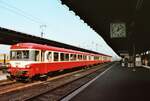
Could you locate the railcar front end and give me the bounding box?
[7,49,40,81]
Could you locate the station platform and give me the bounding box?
[0,74,7,80]
[0,71,7,80]
[66,62,150,101]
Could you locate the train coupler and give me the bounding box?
[6,75,15,81]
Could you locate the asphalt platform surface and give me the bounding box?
[71,63,150,101]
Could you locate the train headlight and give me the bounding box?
[25,65,30,68]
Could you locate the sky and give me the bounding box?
[0,0,120,60]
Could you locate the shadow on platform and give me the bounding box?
[70,63,150,101]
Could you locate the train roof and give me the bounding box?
[11,43,112,57]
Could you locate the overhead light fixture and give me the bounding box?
[136,0,143,11]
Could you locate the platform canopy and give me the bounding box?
[60,0,150,55]
[0,27,107,55]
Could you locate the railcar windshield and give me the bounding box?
[10,50,30,60]
[10,50,41,61]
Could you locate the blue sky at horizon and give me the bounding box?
[0,0,120,60]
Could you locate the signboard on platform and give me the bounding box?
[110,23,126,38]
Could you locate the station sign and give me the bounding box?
[110,22,126,38]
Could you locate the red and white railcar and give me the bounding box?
[7,43,112,80]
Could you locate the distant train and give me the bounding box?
[7,43,112,81]
[0,54,9,63]
[0,54,9,67]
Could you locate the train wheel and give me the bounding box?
[33,74,40,80]
[82,66,87,70]
[21,78,32,83]
[39,75,48,81]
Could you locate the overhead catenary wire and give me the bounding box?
[0,0,45,25]
[0,5,41,25]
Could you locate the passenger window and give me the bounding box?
[65,54,69,61]
[94,56,96,60]
[60,53,65,61]
[70,54,73,61]
[47,52,52,62]
[83,55,87,60]
[22,51,29,59]
[35,51,40,61]
[74,54,77,60]
[76,54,79,60]
[78,55,82,60]
[89,56,91,60]
[70,54,76,61]
[97,56,99,60]
[99,56,102,60]
[94,56,98,60]
[54,52,59,61]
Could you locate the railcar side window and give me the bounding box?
[70,54,76,61]
[35,51,40,61]
[98,56,100,60]
[89,56,91,60]
[47,52,52,62]
[70,54,73,61]
[94,56,95,60]
[94,56,99,60]
[16,51,22,59]
[78,55,82,60]
[76,54,79,60]
[65,54,69,61]
[83,55,87,60]
[54,52,59,61]
[103,56,106,60]
[74,54,77,60]
[83,55,85,60]
[99,56,102,60]
[60,53,65,61]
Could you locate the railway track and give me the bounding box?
[0,80,15,87]
[27,62,115,101]
[0,62,115,101]
[0,69,83,99]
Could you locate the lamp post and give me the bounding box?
[40,25,46,38]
